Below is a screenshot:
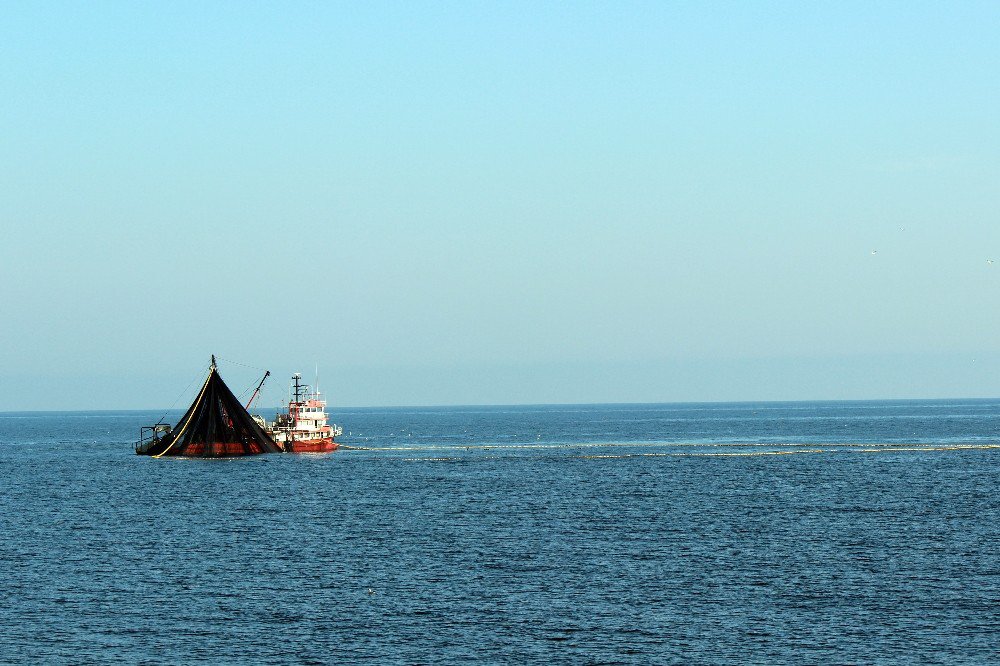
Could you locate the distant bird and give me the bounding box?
[871,250,878,255]
[988,259,994,265]
[367,588,375,595]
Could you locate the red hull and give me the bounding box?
[285,438,339,453]
[164,441,275,457]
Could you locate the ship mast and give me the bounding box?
[245,370,270,410]
[292,373,308,403]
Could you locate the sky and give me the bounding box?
[2,1,999,410]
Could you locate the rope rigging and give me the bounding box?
[215,356,269,372]
[152,359,210,426]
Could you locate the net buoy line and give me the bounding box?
[338,442,1000,458]
[338,441,780,452]
[397,444,1000,462]
[578,443,1000,460]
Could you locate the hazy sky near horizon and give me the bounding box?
[2,1,999,410]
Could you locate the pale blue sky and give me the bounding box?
[2,1,999,409]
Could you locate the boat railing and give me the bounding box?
[135,423,172,454]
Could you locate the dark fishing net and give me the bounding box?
[142,366,281,457]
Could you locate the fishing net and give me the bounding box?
[142,364,281,457]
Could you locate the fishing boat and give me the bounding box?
[136,356,282,457]
[259,373,342,453]
[136,358,341,457]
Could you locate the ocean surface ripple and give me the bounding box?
[2,400,999,664]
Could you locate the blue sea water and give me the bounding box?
[2,400,1000,664]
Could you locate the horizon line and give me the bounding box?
[3,395,1000,415]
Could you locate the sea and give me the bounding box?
[2,400,999,664]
